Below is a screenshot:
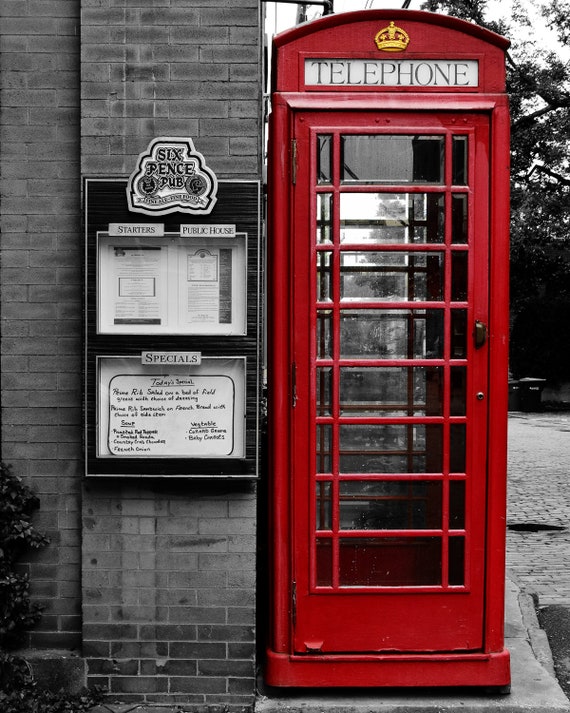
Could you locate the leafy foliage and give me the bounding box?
[0,654,103,713]
[0,464,104,711]
[423,0,570,382]
[0,463,49,649]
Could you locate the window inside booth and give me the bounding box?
[312,130,472,589]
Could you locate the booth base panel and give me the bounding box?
[264,648,511,689]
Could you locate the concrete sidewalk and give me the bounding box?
[91,412,570,713]
[90,578,570,713]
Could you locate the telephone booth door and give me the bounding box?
[267,11,510,689]
[292,111,488,655]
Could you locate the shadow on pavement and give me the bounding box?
[540,605,570,699]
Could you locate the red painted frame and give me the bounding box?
[267,10,510,688]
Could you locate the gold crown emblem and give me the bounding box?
[374,21,410,52]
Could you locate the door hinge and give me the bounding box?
[291,362,297,407]
[292,580,297,627]
[291,139,297,185]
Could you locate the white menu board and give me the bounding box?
[97,232,246,335]
[97,356,246,458]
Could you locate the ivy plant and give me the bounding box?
[0,462,49,649]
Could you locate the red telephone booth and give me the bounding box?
[266,10,511,689]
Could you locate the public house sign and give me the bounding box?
[127,137,218,216]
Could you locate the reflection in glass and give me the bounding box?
[339,480,442,530]
[317,251,333,302]
[340,193,444,244]
[316,538,332,586]
[340,135,444,184]
[316,424,332,473]
[450,366,467,416]
[340,366,443,416]
[317,193,332,244]
[316,481,332,530]
[451,251,468,301]
[449,536,465,585]
[340,251,444,302]
[318,135,332,184]
[449,480,466,529]
[451,309,467,358]
[450,424,466,473]
[340,309,444,359]
[339,537,441,586]
[451,194,468,244]
[452,136,468,186]
[341,193,407,244]
[339,424,443,473]
[317,311,332,359]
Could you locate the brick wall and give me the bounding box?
[80,0,262,707]
[1,0,262,705]
[80,0,262,179]
[82,484,257,704]
[0,0,83,650]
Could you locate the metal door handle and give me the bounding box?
[474,321,487,349]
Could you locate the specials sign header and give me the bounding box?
[304,59,479,88]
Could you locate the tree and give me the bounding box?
[423,0,570,383]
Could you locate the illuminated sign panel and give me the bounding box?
[304,59,479,87]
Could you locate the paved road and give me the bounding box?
[507,411,570,605]
[507,410,570,698]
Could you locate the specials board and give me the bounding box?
[98,356,246,459]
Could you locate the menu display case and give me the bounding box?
[85,177,260,478]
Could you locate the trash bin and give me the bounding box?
[508,380,521,411]
[518,377,546,412]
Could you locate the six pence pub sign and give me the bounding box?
[127,137,218,216]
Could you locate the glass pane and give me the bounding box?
[451,194,468,244]
[316,311,332,358]
[318,135,332,184]
[339,424,443,473]
[316,481,332,530]
[316,424,332,473]
[451,251,468,301]
[339,537,441,586]
[450,366,467,416]
[316,367,332,416]
[340,366,443,417]
[340,251,444,302]
[449,480,465,529]
[340,193,444,244]
[340,135,444,184]
[316,538,332,586]
[414,194,445,244]
[340,309,444,359]
[451,309,467,358]
[316,193,332,244]
[449,536,465,585]
[450,424,466,473]
[317,251,333,302]
[339,480,442,530]
[452,137,468,186]
[340,193,407,244]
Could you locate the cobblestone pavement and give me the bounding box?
[507,411,570,606]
